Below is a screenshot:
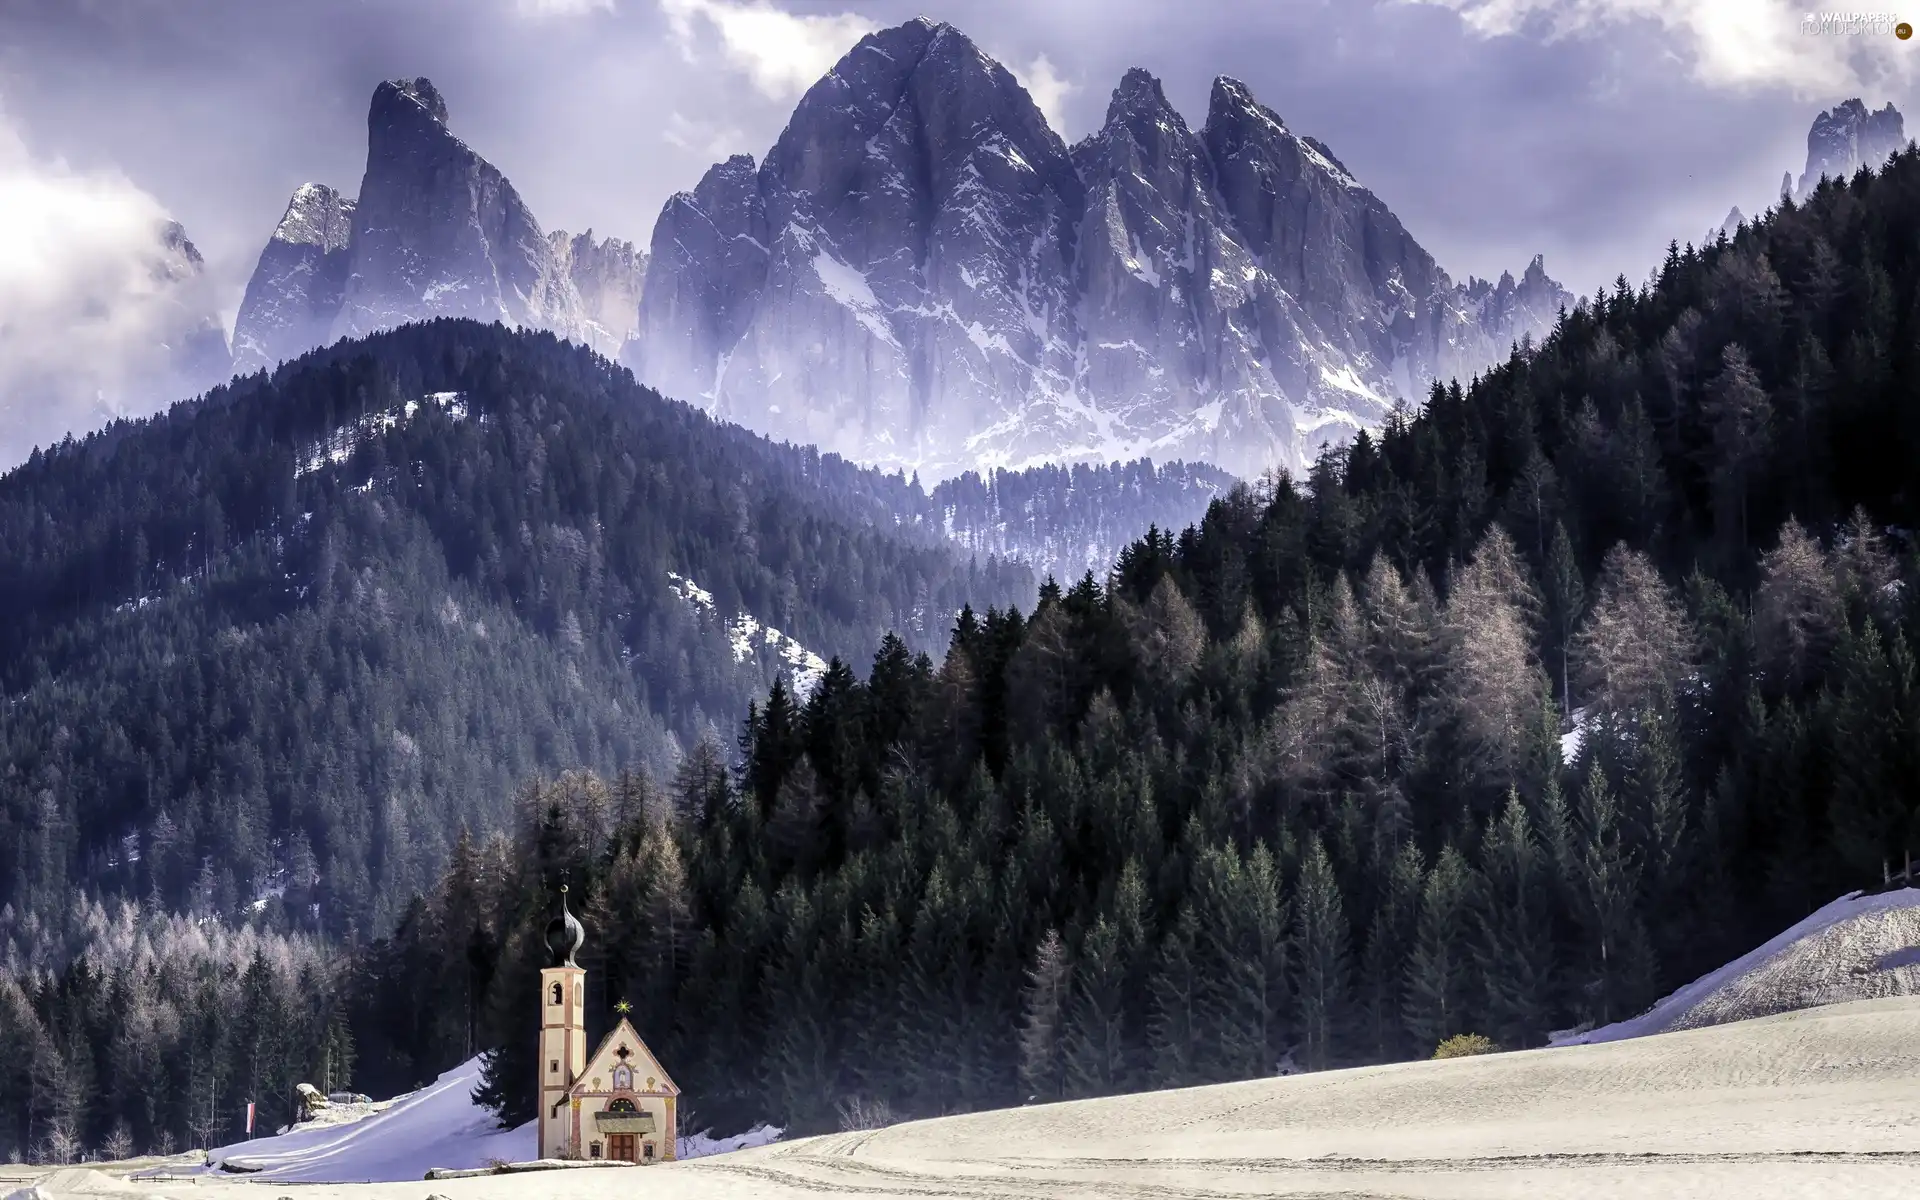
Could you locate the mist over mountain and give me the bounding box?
[0,197,231,466]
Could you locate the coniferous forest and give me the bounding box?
[7,148,1920,1161]
[0,320,1048,942]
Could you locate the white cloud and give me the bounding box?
[514,0,614,16]
[0,108,224,465]
[1015,52,1076,134]
[663,109,748,157]
[1406,0,1914,95]
[658,0,876,100]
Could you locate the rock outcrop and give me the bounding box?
[233,78,635,372]
[1796,99,1905,200]
[231,184,356,373]
[554,230,647,356]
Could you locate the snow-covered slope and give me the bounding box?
[1557,887,1920,1045]
[205,1057,528,1182]
[201,1055,779,1183]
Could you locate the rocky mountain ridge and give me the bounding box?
[1796,98,1905,201]
[232,78,643,375]
[627,20,1570,482]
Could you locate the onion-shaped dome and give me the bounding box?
[545,882,584,967]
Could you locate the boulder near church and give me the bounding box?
[538,884,680,1163]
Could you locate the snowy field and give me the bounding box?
[7,996,1919,1199]
[11,889,1920,1199]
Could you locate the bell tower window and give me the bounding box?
[550,982,564,1005]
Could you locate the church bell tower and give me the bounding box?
[538,881,588,1160]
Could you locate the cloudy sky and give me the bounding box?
[0,0,1914,456]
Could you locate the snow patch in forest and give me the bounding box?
[726,613,829,698]
[245,885,286,915]
[665,573,828,697]
[1560,707,1590,764]
[295,392,468,478]
[1554,887,1920,1046]
[667,572,715,612]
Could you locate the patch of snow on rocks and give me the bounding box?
[812,251,900,348]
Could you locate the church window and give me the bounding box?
[589,1142,602,1159]
[607,1097,639,1114]
[550,982,563,1005]
[643,1142,655,1162]
[549,1059,559,1075]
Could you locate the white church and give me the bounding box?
[538,884,681,1164]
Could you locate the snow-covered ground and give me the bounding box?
[182,1056,776,1184]
[18,891,1920,1199]
[1559,704,1589,763]
[26,996,1920,1199]
[202,1057,529,1182]
[1556,886,1920,1045]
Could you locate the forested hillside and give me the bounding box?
[930,460,1236,582]
[9,148,1920,1163]
[0,321,1030,943]
[440,147,1918,1132]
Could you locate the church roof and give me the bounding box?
[567,1017,680,1097]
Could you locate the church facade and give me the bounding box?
[538,885,680,1164]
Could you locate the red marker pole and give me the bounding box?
[246,1101,256,1138]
